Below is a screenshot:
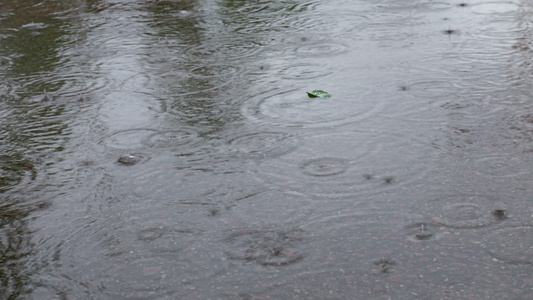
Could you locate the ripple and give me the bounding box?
[137,226,166,242]
[24,96,82,119]
[482,89,533,107]
[255,130,437,197]
[276,32,351,58]
[130,169,264,210]
[189,64,239,78]
[224,131,301,159]
[15,71,117,100]
[228,190,313,225]
[383,77,504,123]
[101,128,157,150]
[164,93,238,126]
[482,226,533,265]
[241,87,384,128]
[223,226,306,266]
[156,66,235,96]
[429,195,504,229]
[278,13,369,36]
[294,41,350,57]
[471,2,519,14]
[470,20,528,42]
[426,1,453,10]
[217,2,319,35]
[471,155,529,178]
[382,79,456,122]
[0,156,37,193]
[142,129,197,148]
[512,113,533,130]
[277,61,333,80]
[18,103,80,152]
[301,157,349,177]
[184,40,264,60]
[504,113,533,153]
[302,210,425,265]
[101,256,187,299]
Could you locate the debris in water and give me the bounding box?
[492,209,507,219]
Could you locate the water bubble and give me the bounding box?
[117,153,147,166]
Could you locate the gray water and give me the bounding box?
[1,0,532,299]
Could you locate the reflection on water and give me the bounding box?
[1,0,533,299]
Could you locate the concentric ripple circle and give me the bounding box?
[302,210,426,264]
[101,129,157,149]
[255,130,437,197]
[278,62,333,80]
[301,157,349,177]
[294,42,350,57]
[471,155,529,179]
[482,226,533,265]
[241,87,384,128]
[430,195,503,229]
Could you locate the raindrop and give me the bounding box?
[117,153,147,166]
[405,222,440,242]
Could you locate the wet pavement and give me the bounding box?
[0,0,532,299]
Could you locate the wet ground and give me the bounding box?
[0,0,532,299]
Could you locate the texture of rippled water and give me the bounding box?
[1,0,532,299]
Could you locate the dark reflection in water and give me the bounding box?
[1,0,533,299]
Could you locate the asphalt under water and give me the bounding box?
[0,0,532,299]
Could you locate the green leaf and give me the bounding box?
[306,90,331,98]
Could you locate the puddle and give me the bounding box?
[2,0,533,299]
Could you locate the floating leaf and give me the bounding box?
[306,90,331,98]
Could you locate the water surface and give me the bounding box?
[1,0,532,299]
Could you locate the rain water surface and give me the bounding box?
[1,0,532,299]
